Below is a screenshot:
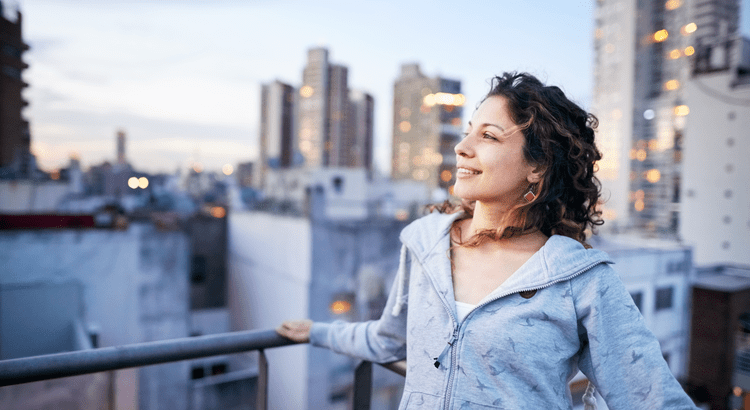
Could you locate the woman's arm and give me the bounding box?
[276,245,411,363]
[571,265,698,409]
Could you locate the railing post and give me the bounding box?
[257,349,268,410]
[352,361,372,410]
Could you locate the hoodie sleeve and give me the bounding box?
[308,244,410,363]
[570,264,698,409]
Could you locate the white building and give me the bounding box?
[681,36,750,266]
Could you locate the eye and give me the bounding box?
[483,132,498,141]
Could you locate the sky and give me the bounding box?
[10,0,595,176]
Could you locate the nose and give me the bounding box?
[454,133,473,157]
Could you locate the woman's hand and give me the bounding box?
[276,319,313,343]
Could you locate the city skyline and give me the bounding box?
[12,0,595,175]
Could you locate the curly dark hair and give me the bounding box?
[438,72,603,244]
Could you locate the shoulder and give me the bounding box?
[399,211,463,255]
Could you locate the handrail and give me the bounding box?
[0,328,407,410]
[0,329,297,387]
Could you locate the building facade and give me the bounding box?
[593,0,700,236]
[258,80,296,188]
[0,2,30,174]
[680,36,750,266]
[391,63,463,191]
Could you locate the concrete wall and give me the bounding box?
[599,237,694,380]
[228,209,408,410]
[0,180,72,212]
[228,211,312,409]
[0,223,190,410]
[682,70,750,266]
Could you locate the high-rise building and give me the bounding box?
[295,47,374,171]
[391,63,463,191]
[593,0,739,237]
[348,89,374,172]
[116,129,126,165]
[0,3,30,173]
[258,80,296,188]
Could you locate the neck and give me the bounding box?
[465,201,516,237]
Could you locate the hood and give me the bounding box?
[399,211,613,306]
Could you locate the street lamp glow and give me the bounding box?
[222,164,234,176]
[138,177,149,189]
[128,177,139,189]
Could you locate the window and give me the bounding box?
[630,292,643,312]
[191,255,207,283]
[655,287,674,311]
[191,366,205,379]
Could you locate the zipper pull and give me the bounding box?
[433,331,458,369]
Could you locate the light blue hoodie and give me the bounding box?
[310,212,698,409]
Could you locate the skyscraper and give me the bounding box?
[258,80,296,188]
[0,4,30,174]
[391,63,463,191]
[116,129,126,165]
[593,0,725,236]
[348,89,374,172]
[296,47,371,170]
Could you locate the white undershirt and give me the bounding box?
[455,300,477,323]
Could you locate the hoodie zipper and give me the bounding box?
[431,259,607,410]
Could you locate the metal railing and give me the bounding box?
[0,328,406,410]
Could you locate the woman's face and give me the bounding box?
[453,95,541,208]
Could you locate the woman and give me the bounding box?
[277,72,697,409]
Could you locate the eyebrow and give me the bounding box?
[467,121,506,133]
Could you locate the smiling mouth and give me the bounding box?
[457,167,481,175]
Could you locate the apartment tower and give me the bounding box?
[391,63,463,191]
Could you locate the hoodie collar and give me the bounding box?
[400,211,612,306]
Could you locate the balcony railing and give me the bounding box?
[0,328,407,410]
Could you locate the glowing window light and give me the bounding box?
[636,149,647,161]
[684,46,695,56]
[448,185,455,196]
[50,170,60,180]
[395,209,409,221]
[669,49,681,59]
[440,170,453,182]
[674,105,690,116]
[300,85,314,98]
[634,199,645,212]
[682,22,697,35]
[664,79,680,90]
[665,0,681,10]
[399,121,412,133]
[222,164,234,176]
[629,148,637,160]
[635,189,645,200]
[330,300,352,314]
[138,177,149,189]
[654,29,669,42]
[648,139,659,150]
[210,206,226,218]
[128,177,139,189]
[423,93,465,107]
[193,163,203,173]
[646,169,661,183]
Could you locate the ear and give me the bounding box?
[526,164,545,184]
